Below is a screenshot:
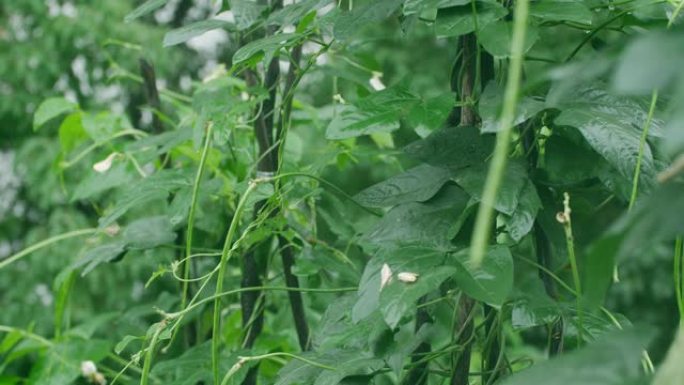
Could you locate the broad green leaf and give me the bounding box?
[542,130,603,185]
[152,342,252,385]
[552,86,661,185]
[28,339,111,385]
[452,161,529,216]
[230,0,268,30]
[500,179,542,242]
[71,165,135,202]
[333,0,404,39]
[510,278,561,329]
[498,329,650,385]
[276,351,384,385]
[57,112,86,155]
[114,335,141,354]
[529,0,593,25]
[362,185,471,247]
[354,164,451,208]
[380,265,456,328]
[268,0,331,26]
[406,92,455,137]
[404,125,494,170]
[72,242,127,276]
[33,97,77,131]
[451,246,513,307]
[98,169,192,227]
[123,216,176,249]
[353,247,447,322]
[326,105,400,140]
[479,20,539,58]
[124,0,168,23]
[403,0,470,15]
[163,19,233,47]
[612,32,684,95]
[479,82,545,133]
[326,85,420,139]
[435,1,507,38]
[232,33,302,65]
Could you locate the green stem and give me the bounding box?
[559,192,583,347]
[181,122,213,313]
[140,321,165,385]
[628,90,658,211]
[220,352,336,385]
[212,181,259,385]
[675,237,684,321]
[0,228,99,270]
[469,0,530,266]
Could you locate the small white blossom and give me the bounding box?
[81,360,97,377]
[397,272,419,283]
[92,153,118,173]
[380,263,392,290]
[369,72,386,91]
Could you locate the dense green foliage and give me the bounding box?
[2,0,684,384]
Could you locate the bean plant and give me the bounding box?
[2,0,684,385]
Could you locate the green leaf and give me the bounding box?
[326,85,420,140]
[123,216,176,249]
[529,0,593,25]
[29,339,111,385]
[451,246,513,307]
[114,335,141,354]
[380,265,456,328]
[452,161,529,216]
[355,164,451,208]
[510,278,561,329]
[404,125,494,170]
[500,179,542,242]
[435,1,507,38]
[353,247,447,322]
[479,82,545,133]
[232,33,302,65]
[612,32,684,95]
[276,351,384,385]
[124,0,168,23]
[57,112,86,155]
[72,242,127,276]
[406,92,455,137]
[552,86,661,185]
[268,0,331,27]
[98,169,192,228]
[326,105,400,140]
[71,165,135,202]
[163,19,233,47]
[498,329,651,385]
[541,130,604,185]
[33,98,77,131]
[479,20,539,58]
[403,0,470,15]
[333,0,404,40]
[362,185,471,248]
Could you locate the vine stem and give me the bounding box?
[0,228,99,270]
[628,90,658,211]
[181,122,213,316]
[220,352,336,385]
[140,321,165,385]
[469,0,530,266]
[557,192,583,347]
[675,237,684,321]
[212,181,259,385]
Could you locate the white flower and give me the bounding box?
[369,72,386,91]
[397,272,419,283]
[81,360,97,377]
[380,263,392,290]
[92,153,118,173]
